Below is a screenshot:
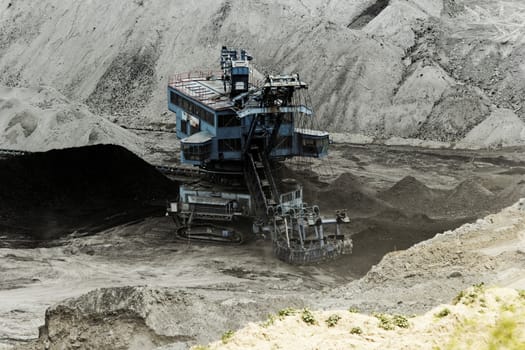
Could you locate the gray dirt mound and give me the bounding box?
[444,178,495,216]
[310,172,392,216]
[34,286,304,350]
[378,176,447,215]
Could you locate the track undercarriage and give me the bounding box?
[167,146,352,264]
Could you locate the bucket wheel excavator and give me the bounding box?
[166,47,351,264]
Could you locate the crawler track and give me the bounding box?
[176,224,245,245]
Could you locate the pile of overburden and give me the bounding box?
[0,144,179,241]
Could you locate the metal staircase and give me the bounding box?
[243,147,278,220]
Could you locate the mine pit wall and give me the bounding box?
[0,144,179,242]
[2,0,524,147]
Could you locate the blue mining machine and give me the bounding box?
[166,46,351,264]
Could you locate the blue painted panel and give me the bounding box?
[232,67,249,75]
[220,151,242,160]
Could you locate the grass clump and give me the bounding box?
[348,306,359,313]
[221,330,234,344]
[453,289,480,305]
[452,290,466,305]
[374,313,395,330]
[435,308,451,318]
[325,314,341,327]
[278,307,296,319]
[374,313,409,330]
[350,326,363,335]
[453,283,486,305]
[301,308,317,325]
[193,346,210,350]
[393,315,409,328]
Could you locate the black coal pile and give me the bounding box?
[0,144,179,241]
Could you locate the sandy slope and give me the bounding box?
[321,199,525,316]
[1,0,524,147]
[202,286,525,350]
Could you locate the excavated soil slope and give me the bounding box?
[1,0,524,147]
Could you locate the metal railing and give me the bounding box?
[168,71,224,86]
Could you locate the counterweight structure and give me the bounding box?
[166,47,351,264]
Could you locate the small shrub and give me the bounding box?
[453,290,465,305]
[453,289,479,305]
[435,308,451,318]
[301,308,317,325]
[348,307,359,313]
[325,314,341,327]
[193,346,210,350]
[473,282,485,291]
[278,307,296,319]
[374,313,409,330]
[350,326,363,335]
[480,297,487,308]
[393,315,409,328]
[374,313,395,330]
[221,330,234,344]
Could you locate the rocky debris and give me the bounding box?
[0,144,178,240]
[32,286,304,350]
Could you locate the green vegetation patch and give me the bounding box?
[301,308,317,325]
[435,308,451,318]
[278,307,296,319]
[374,313,410,330]
[325,314,341,327]
[350,326,363,335]
[221,330,234,344]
